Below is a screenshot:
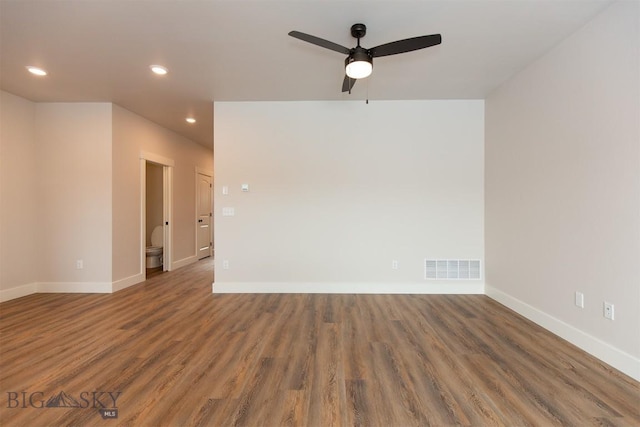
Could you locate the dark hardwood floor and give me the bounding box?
[1,258,638,426]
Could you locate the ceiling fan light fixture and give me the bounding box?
[345,49,372,79]
[346,60,372,79]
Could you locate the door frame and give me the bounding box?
[195,167,213,259]
[140,152,174,276]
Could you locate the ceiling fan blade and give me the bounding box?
[288,31,351,55]
[342,75,356,93]
[370,34,441,58]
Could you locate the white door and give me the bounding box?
[197,173,212,259]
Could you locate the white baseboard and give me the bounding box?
[485,285,640,382]
[112,273,144,292]
[0,282,38,302]
[37,282,112,294]
[2,275,145,301]
[213,281,485,294]
[172,255,198,270]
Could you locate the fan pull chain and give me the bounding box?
[366,77,369,104]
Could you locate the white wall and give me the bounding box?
[214,100,484,293]
[485,0,639,379]
[1,97,113,297]
[0,92,38,298]
[37,103,113,286]
[112,105,213,282]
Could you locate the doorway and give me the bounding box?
[196,169,213,260]
[146,162,164,277]
[140,152,174,279]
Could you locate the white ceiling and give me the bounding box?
[0,0,612,148]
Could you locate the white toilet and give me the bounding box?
[145,225,163,268]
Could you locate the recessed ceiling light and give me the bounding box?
[150,65,168,75]
[26,66,47,76]
[186,117,196,124]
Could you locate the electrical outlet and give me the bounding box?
[575,291,584,308]
[76,260,83,270]
[392,260,399,270]
[222,260,229,270]
[603,302,614,320]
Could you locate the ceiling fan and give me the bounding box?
[288,23,442,93]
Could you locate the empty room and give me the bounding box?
[0,1,638,426]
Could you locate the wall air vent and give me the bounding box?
[425,259,481,280]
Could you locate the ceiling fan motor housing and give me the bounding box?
[348,47,372,65]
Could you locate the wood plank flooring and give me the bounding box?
[1,258,638,426]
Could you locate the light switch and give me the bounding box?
[222,186,229,195]
[241,184,249,192]
[222,207,235,217]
